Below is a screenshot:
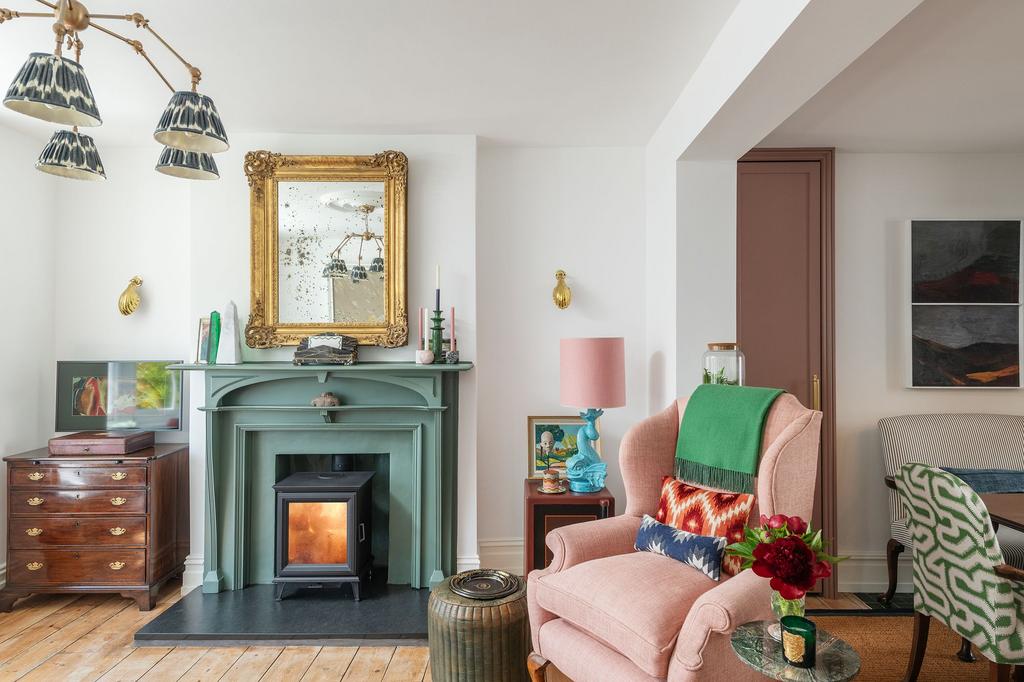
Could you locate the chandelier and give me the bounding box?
[0,0,228,180]
[322,204,386,284]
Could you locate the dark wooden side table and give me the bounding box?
[523,478,615,575]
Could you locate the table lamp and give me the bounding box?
[560,337,626,493]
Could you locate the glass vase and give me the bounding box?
[701,343,745,386]
[768,591,806,640]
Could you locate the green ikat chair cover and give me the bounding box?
[895,462,1024,664]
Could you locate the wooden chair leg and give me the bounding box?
[528,653,550,682]
[990,662,1012,682]
[957,636,977,662]
[880,538,905,605]
[903,612,930,682]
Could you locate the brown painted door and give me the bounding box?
[737,150,836,597]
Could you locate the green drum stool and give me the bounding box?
[428,569,530,682]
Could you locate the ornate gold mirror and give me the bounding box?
[244,150,408,347]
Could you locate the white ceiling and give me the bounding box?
[762,0,1024,153]
[0,0,738,147]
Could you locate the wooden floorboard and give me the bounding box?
[0,579,881,681]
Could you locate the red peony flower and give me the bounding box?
[767,514,789,529]
[751,535,818,600]
[787,516,808,535]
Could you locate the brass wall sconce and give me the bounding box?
[553,270,572,309]
[118,276,142,316]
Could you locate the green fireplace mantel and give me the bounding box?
[172,361,472,593]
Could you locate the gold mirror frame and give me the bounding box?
[244,150,408,348]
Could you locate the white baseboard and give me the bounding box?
[837,551,912,594]
[479,538,524,575]
[456,555,481,572]
[181,554,205,595]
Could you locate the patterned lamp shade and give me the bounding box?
[350,265,368,283]
[322,258,348,278]
[153,91,229,154]
[4,53,102,127]
[155,146,219,180]
[36,130,105,181]
[369,256,385,273]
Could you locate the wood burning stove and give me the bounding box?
[273,471,374,600]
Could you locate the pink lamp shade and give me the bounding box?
[560,337,626,408]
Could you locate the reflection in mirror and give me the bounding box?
[277,181,387,325]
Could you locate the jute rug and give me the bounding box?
[815,615,988,680]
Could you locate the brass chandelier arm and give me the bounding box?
[0,8,55,22]
[32,0,54,8]
[91,11,202,91]
[88,19,174,92]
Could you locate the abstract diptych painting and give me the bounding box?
[910,220,1021,388]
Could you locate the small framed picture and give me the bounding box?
[195,317,212,364]
[527,415,596,479]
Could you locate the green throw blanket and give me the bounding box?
[675,384,784,493]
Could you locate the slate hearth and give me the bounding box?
[135,573,428,644]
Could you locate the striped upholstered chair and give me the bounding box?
[894,463,1024,681]
[879,414,1024,602]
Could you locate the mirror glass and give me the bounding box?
[277,180,387,325]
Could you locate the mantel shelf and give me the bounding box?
[170,362,473,373]
[198,405,447,413]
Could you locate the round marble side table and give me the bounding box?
[731,620,861,681]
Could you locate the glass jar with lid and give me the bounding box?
[702,343,745,386]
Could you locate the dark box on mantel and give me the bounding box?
[48,430,154,455]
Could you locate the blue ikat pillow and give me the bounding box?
[634,514,727,581]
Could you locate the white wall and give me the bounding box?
[476,147,646,571]
[835,152,1024,590]
[0,126,57,579]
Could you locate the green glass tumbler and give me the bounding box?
[780,615,816,668]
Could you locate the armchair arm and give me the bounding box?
[538,515,642,576]
[670,570,774,673]
[996,564,1024,582]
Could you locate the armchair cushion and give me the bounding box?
[655,476,755,576]
[532,551,718,678]
[634,515,727,581]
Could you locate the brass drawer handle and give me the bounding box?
[27,472,44,481]
[111,472,128,481]
[27,497,44,507]
[25,528,43,537]
[109,527,127,536]
[110,497,127,507]
[26,562,43,571]
[109,561,125,570]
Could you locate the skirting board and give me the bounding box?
[477,538,914,592]
[181,555,205,594]
[479,538,526,575]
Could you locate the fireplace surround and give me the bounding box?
[174,361,472,594]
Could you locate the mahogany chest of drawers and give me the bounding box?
[0,444,189,611]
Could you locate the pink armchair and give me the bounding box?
[527,394,822,682]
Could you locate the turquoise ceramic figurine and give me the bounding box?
[566,408,606,492]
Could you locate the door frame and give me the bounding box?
[738,147,837,598]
